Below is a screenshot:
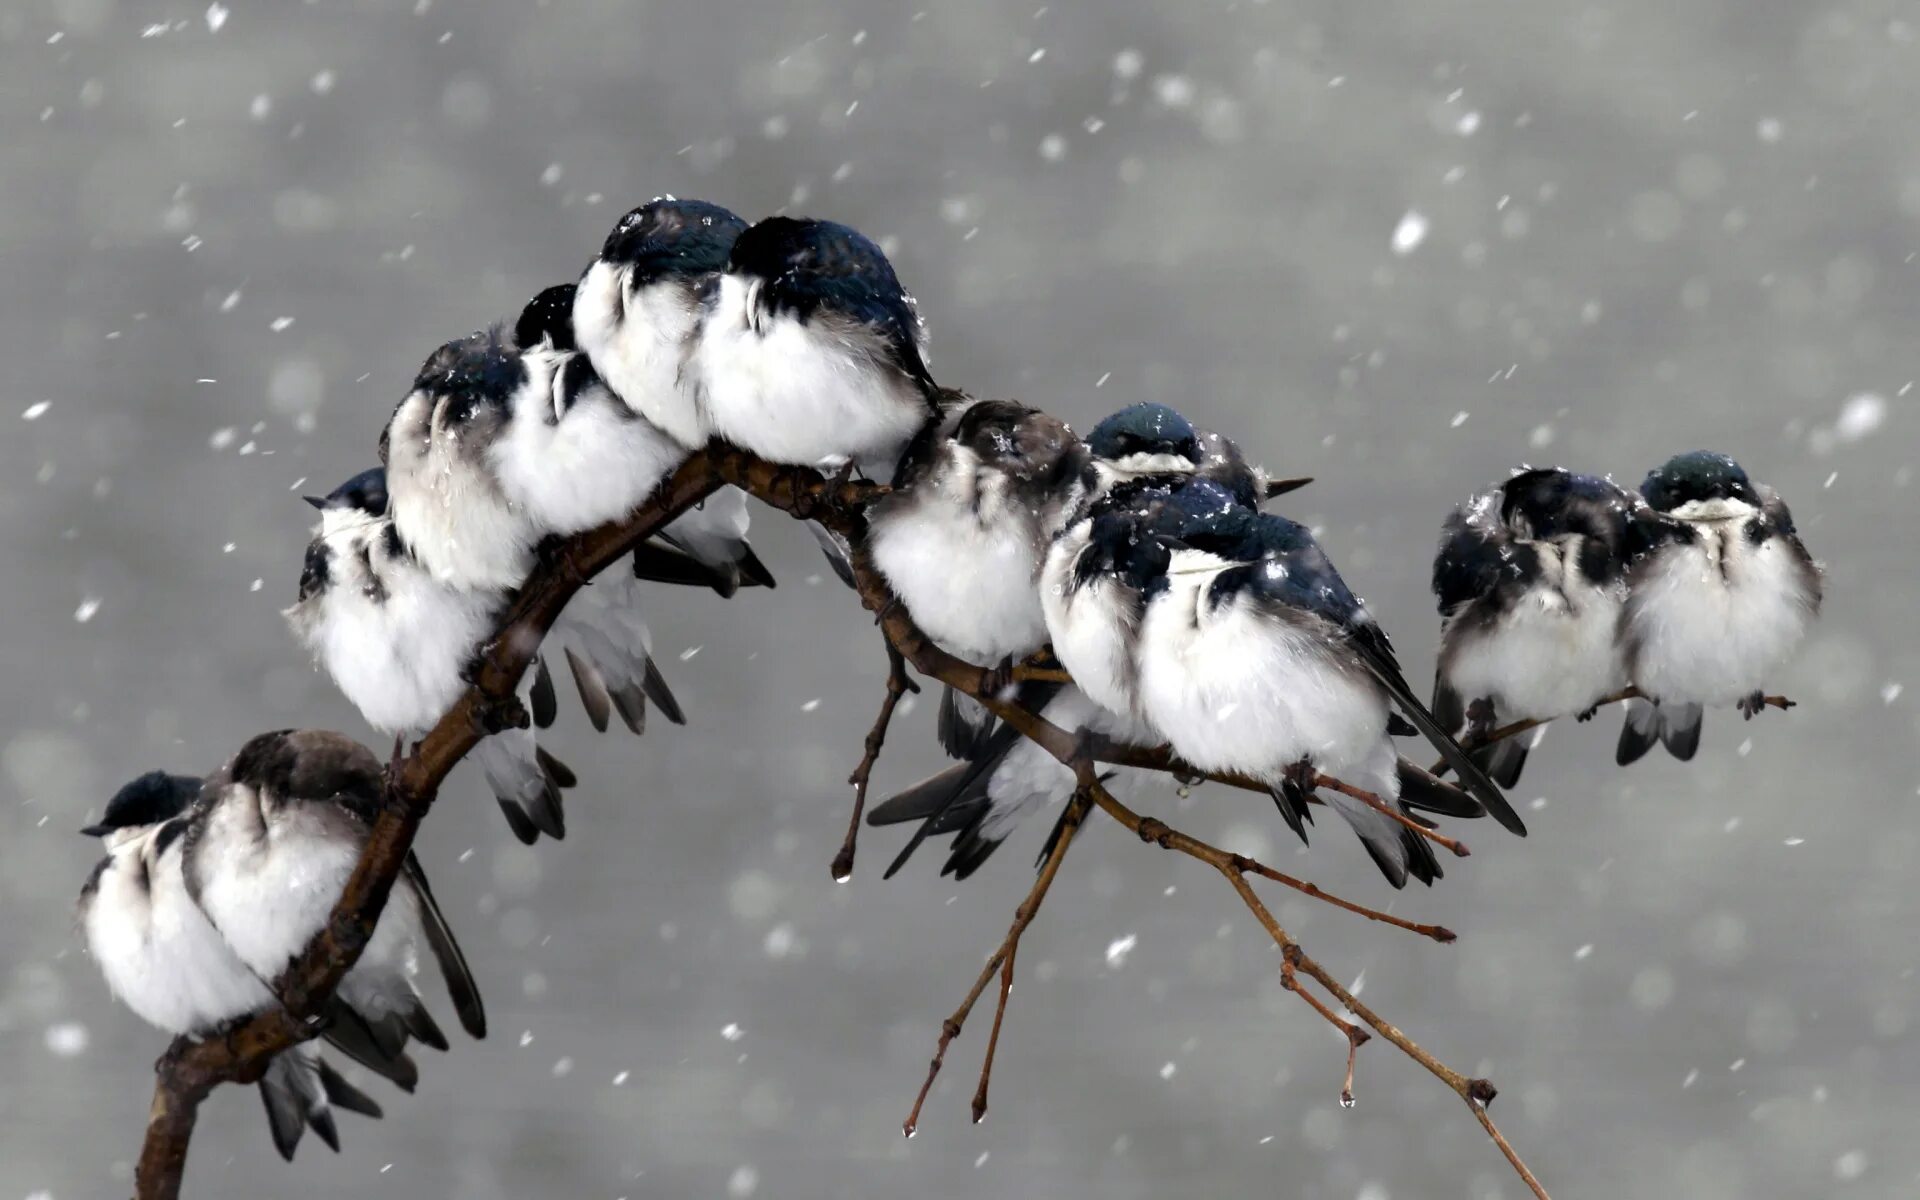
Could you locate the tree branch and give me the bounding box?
[833,638,919,881]
[133,441,1545,1200]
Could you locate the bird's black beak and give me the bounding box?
[303,495,327,510]
[79,823,112,838]
[1264,476,1314,501]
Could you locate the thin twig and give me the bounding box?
[903,786,1094,1136]
[834,639,919,881]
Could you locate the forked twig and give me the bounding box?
[1429,686,1796,778]
[903,786,1094,1136]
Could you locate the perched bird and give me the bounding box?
[383,328,683,591]
[1431,468,1641,785]
[569,197,750,451]
[692,216,942,476]
[80,771,384,1160]
[183,730,487,1071]
[867,400,1091,758]
[285,467,577,844]
[1133,479,1525,888]
[523,277,777,598]
[1616,451,1820,763]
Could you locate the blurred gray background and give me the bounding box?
[1,0,1913,1196]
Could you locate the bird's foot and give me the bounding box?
[1575,704,1599,723]
[469,692,530,736]
[1738,691,1766,720]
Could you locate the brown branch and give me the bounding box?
[903,786,1094,1136]
[833,638,919,881]
[133,446,876,1200]
[136,438,1543,1199]
[1427,686,1797,779]
[1312,773,1471,858]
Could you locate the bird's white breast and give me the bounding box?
[573,266,709,450]
[694,275,927,471]
[1625,520,1815,705]
[387,395,542,590]
[870,465,1049,664]
[1040,529,1144,722]
[490,359,685,537]
[1136,558,1389,783]
[1442,542,1627,721]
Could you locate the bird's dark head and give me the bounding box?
[412,330,523,428]
[227,730,384,806]
[1154,477,1255,555]
[83,771,200,837]
[305,466,389,517]
[1499,467,1631,540]
[515,283,578,351]
[1640,451,1758,512]
[953,400,1087,488]
[1086,403,1202,471]
[602,198,748,284]
[1080,511,1172,592]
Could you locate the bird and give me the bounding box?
[382,327,684,592]
[1616,451,1820,763]
[866,399,1092,758]
[1431,467,1641,785]
[691,215,943,477]
[284,467,577,844]
[1133,478,1525,889]
[523,275,778,598]
[182,730,488,1074]
[80,771,385,1160]
[569,197,750,452]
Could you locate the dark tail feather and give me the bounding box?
[1360,651,1526,836]
[808,522,857,590]
[943,826,1008,881]
[880,724,1022,879]
[562,647,613,733]
[258,1056,320,1161]
[641,658,686,726]
[1616,698,1661,765]
[529,656,558,729]
[632,539,737,595]
[1660,702,1704,761]
[1269,783,1313,844]
[1395,761,1483,819]
[494,798,540,845]
[404,852,487,1040]
[1477,737,1529,788]
[1385,713,1419,738]
[868,762,974,827]
[609,684,648,736]
[400,997,449,1053]
[735,543,777,589]
[535,745,577,789]
[320,1000,419,1092]
[937,686,997,760]
[316,1059,383,1119]
[1357,834,1411,890]
[1396,823,1443,887]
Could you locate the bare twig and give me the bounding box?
[903,786,1094,1136]
[834,638,919,881]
